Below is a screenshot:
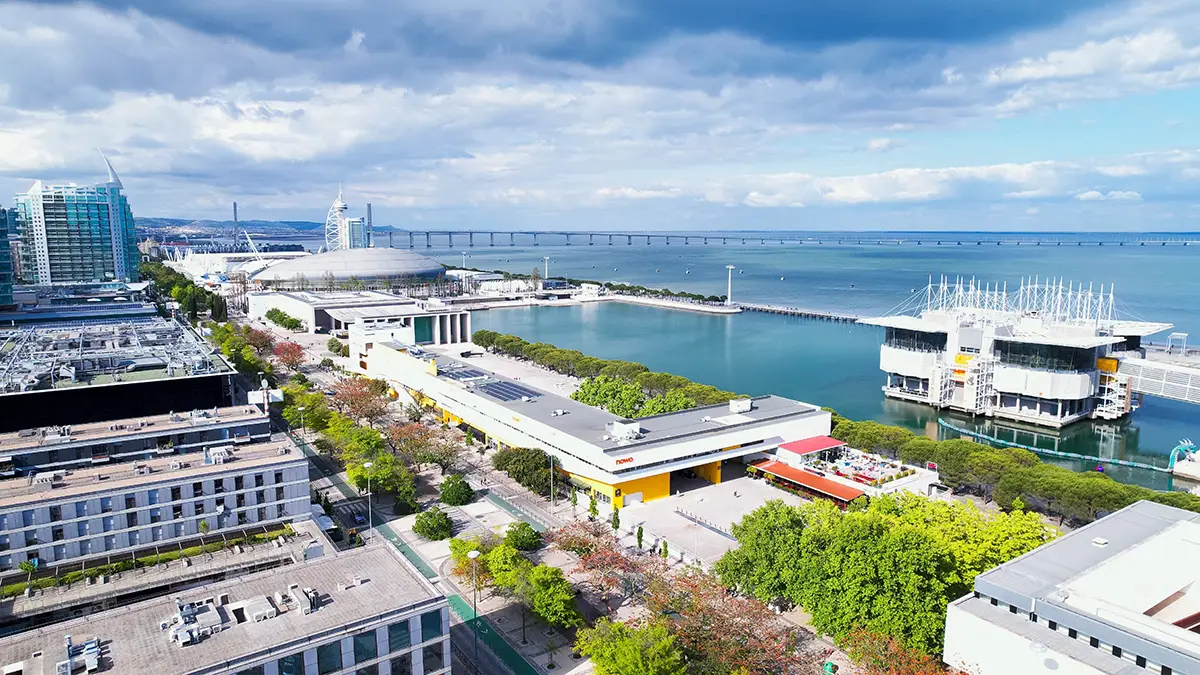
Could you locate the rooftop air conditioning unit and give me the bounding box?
[605,420,641,440]
[729,398,752,414]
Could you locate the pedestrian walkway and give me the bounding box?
[293,433,543,675]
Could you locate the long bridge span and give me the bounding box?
[379,230,1200,249]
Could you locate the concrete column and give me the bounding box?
[489,232,495,246]
[409,231,414,248]
[509,232,515,246]
[431,314,441,345]
[425,232,431,248]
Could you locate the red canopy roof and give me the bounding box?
[752,459,866,503]
[778,435,845,456]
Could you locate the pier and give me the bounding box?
[739,303,860,323]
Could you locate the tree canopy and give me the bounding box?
[715,494,1057,655]
[576,619,686,675]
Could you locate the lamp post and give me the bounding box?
[543,256,550,279]
[363,461,373,543]
[467,549,481,666]
[726,265,736,306]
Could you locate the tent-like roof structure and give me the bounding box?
[251,247,444,283]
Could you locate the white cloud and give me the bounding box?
[1025,207,1040,215]
[1095,165,1147,177]
[1076,189,1143,201]
[594,187,679,200]
[344,30,366,53]
[866,138,902,152]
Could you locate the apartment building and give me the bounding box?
[0,440,308,573]
[0,544,451,675]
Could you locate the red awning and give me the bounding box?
[778,435,845,456]
[752,459,865,503]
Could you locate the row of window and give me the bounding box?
[234,611,447,675]
[982,593,1174,675]
[0,470,291,529]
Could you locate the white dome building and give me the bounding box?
[250,248,445,287]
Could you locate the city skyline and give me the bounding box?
[1,1,1199,231]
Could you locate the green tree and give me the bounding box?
[527,564,582,628]
[413,507,453,540]
[449,534,499,589]
[638,389,695,417]
[611,504,621,532]
[327,337,343,354]
[347,453,418,513]
[492,447,552,495]
[661,540,668,559]
[570,486,578,513]
[576,619,686,675]
[505,521,543,551]
[18,560,36,592]
[439,473,475,506]
[588,491,599,520]
[636,525,644,550]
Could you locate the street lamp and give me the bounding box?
[467,549,481,666]
[726,265,736,306]
[363,461,373,543]
[543,256,550,279]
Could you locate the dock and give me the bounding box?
[739,303,860,323]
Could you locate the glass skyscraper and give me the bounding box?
[0,208,13,307]
[13,154,138,285]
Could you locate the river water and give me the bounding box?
[442,236,1200,491]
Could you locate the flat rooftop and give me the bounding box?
[0,544,444,675]
[417,348,822,454]
[0,316,230,395]
[0,405,267,456]
[260,290,410,308]
[0,439,303,508]
[974,501,1200,662]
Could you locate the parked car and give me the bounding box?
[353,513,367,525]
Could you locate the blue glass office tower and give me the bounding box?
[0,208,13,307]
[13,154,138,284]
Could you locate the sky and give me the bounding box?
[1,0,1200,231]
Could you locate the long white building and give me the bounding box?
[861,277,1173,428]
[363,343,832,508]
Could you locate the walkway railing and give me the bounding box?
[937,419,1170,473]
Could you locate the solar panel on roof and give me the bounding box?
[477,381,542,402]
[441,367,487,381]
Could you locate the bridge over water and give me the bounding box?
[379,229,1200,249]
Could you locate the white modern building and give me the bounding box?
[444,269,537,296]
[944,500,1200,675]
[861,277,1173,428]
[248,291,470,344]
[0,438,308,573]
[364,344,833,508]
[0,544,451,675]
[325,187,372,251]
[12,153,138,285]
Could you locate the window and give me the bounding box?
[51,527,64,541]
[148,490,159,505]
[49,506,61,522]
[276,653,304,675]
[257,507,266,522]
[255,474,264,488]
[422,644,444,672]
[1068,628,1077,639]
[100,497,113,513]
[102,516,114,532]
[75,502,88,518]
[388,620,412,652]
[192,482,203,497]
[1089,637,1100,648]
[274,471,283,484]
[353,630,378,663]
[389,654,412,675]
[276,487,285,502]
[237,512,249,526]
[150,508,162,524]
[124,495,136,510]
[356,666,379,675]
[316,641,343,674]
[126,512,138,528]
[255,490,265,504]
[173,505,183,520]
[276,504,286,519]
[1048,620,1057,631]
[47,449,58,463]
[171,486,181,501]
[421,610,442,642]
[195,503,205,516]
[235,667,265,675]
[235,476,244,491]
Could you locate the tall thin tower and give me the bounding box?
[325,184,349,252]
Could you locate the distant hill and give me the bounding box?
[136,217,323,231]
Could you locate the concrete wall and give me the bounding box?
[879,345,940,379]
[994,365,1097,400]
[944,602,1109,675]
[247,293,317,332]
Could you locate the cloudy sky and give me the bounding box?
[2,0,1199,231]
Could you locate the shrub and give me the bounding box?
[439,474,475,506]
[505,521,543,551]
[413,507,454,540]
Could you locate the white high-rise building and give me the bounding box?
[12,152,138,285]
[324,186,372,251]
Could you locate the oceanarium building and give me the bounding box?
[861,277,1174,428]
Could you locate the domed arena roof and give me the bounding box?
[251,247,445,283]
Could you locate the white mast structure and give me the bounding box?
[325,183,349,252]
